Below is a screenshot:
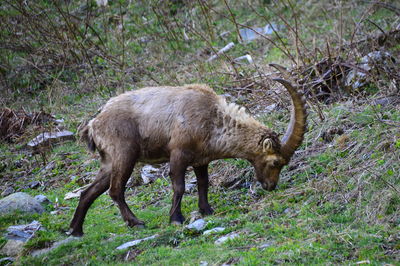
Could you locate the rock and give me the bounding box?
[203,227,225,235]
[239,23,278,42]
[189,211,202,223]
[116,234,159,250]
[140,165,161,184]
[234,55,253,64]
[186,219,206,232]
[29,181,40,189]
[0,239,24,256]
[215,232,240,245]
[27,130,75,149]
[199,261,209,266]
[0,192,44,215]
[259,241,274,249]
[185,183,196,193]
[5,220,41,242]
[206,42,235,62]
[95,0,108,7]
[283,208,292,214]
[264,103,277,112]
[31,236,79,257]
[64,184,90,200]
[1,187,14,197]
[34,195,51,205]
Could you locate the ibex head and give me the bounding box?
[252,78,307,191]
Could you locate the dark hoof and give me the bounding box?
[170,213,185,225]
[134,223,145,229]
[200,207,214,216]
[126,220,145,228]
[68,228,83,237]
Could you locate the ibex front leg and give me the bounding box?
[194,165,213,216]
[169,150,188,225]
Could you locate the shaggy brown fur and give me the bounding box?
[70,80,307,236]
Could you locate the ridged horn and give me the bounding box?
[273,78,307,160]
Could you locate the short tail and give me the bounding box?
[78,121,96,153]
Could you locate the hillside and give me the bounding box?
[0,0,399,265]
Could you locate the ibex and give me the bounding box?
[69,79,307,236]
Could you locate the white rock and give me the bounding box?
[186,219,206,231]
[259,241,274,249]
[234,55,253,64]
[140,165,160,184]
[239,23,278,42]
[206,42,235,62]
[64,184,90,200]
[215,232,240,245]
[34,195,51,204]
[95,0,108,7]
[116,234,159,250]
[203,227,225,235]
[6,220,41,242]
[27,130,74,149]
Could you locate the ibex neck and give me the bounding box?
[210,100,266,160]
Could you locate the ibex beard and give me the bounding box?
[69,79,307,236]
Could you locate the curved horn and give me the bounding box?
[273,78,307,160]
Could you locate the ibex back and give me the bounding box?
[69,79,307,236]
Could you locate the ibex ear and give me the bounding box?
[262,138,274,152]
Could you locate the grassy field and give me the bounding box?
[0,0,399,265]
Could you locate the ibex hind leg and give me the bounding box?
[108,147,145,228]
[69,166,111,236]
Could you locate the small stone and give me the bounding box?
[283,208,292,214]
[27,130,75,149]
[116,234,159,250]
[0,239,24,256]
[6,220,41,242]
[206,42,235,62]
[34,195,51,205]
[199,261,209,266]
[234,55,253,64]
[239,23,278,42]
[140,165,160,184]
[215,232,240,245]
[265,103,277,112]
[29,181,40,189]
[1,187,14,197]
[203,227,225,235]
[186,219,206,231]
[185,183,196,193]
[259,241,274,249]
